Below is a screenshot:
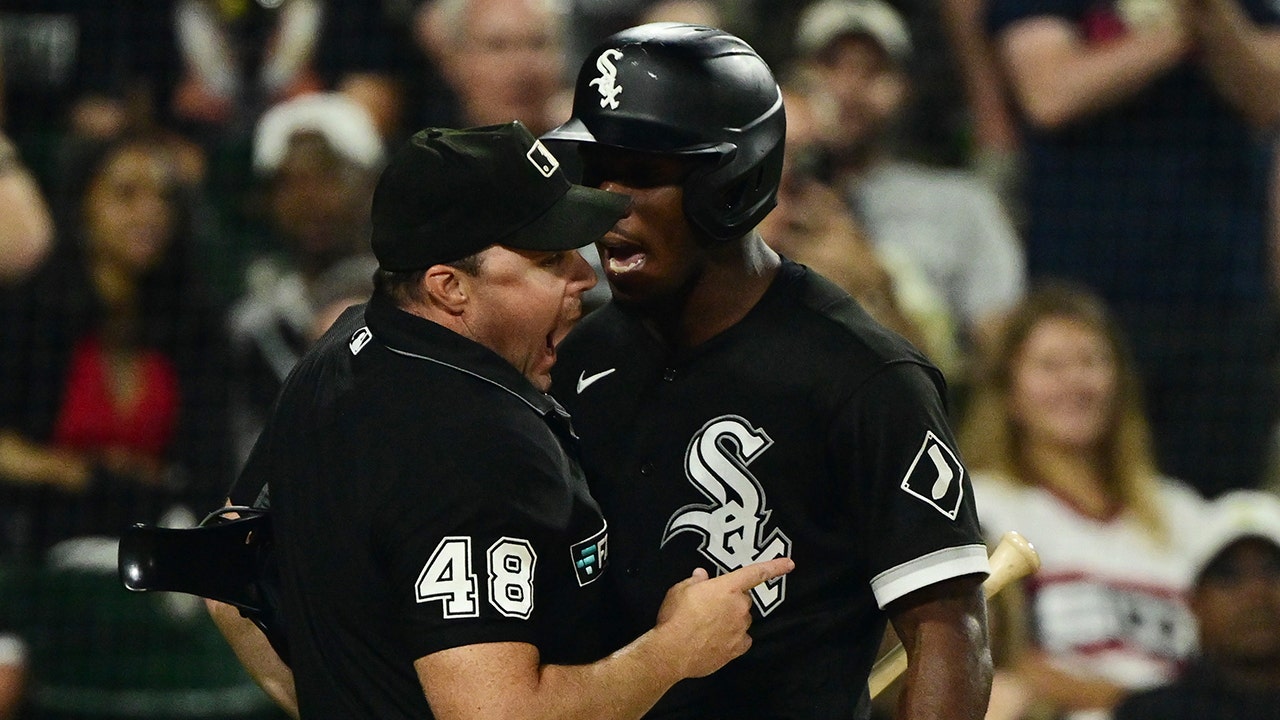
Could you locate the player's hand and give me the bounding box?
[652,557,795,679]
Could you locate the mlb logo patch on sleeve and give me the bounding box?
[900,431,966,519]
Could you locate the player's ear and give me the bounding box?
[423,264,469,315]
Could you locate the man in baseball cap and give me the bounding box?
[793,0,1025,371]
[370,121,628,275]
[795,0,913,65]
[1114,490,1280,719]
[204,119,794,719]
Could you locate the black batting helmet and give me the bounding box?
[543,23,786,241]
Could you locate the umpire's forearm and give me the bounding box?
[207,598,299,719]
[891,577,993,720]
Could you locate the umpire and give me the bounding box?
[208,122,794,719]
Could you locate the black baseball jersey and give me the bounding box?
[550,260,989,720]
[230,295,611,719]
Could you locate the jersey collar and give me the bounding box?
[363,294,570,426]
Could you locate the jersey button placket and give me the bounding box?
[662,368,677,382]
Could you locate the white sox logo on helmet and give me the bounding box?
[589,49,624,109]
[663,415,791,615]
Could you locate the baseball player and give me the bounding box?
[208,122,794,719]
[544,24,992,719]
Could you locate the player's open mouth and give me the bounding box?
[601,241,646,274]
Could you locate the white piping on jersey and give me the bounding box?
[871,543,990,609]
[383,344,546,415]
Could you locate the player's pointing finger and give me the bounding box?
[720,557,795,592]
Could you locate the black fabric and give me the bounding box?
[229,296,611,719]
[550,260,987,719]
[369,123,629,270]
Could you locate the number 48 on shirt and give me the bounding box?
[416,536,537,619]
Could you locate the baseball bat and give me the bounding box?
[866,530,1041,699]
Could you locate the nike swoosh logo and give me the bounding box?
[576,368,617,394]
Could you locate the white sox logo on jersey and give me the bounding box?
[900,430,966,519]
[589,49,624,109]
[663,415,791,615]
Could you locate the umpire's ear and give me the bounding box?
[422,264,470,316]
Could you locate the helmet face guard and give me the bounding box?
[543,23,786,241]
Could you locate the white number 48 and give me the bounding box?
[415,536,536,619]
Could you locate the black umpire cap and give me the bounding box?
[370,121,630,271]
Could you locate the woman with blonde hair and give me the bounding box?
[961,281,1206,720]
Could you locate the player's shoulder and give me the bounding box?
[555,262,939,395]
[776,261,936,371]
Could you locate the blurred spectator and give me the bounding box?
[415,0,642,310]
[1273,140,1280,297]
[796,0,1025,375]
[937,0,1023,214]
[0,631,22,720]
[171,0,406,139]
[0,131,233,556]
[988,0,1280,498]
[305,253,377,344]
[170,0,326,140]
[962,282,1206,720]
[0,130,53,284]
[319,0,411,141]
[760,74,958,375]
[416,0,571,136]
[0,130,267,718]
[637,0,724,26]
[1114,489,1280,720]
[228,92,382,461]
[715,0,975,169]
[565,0,674,71]
[0,1,179,146]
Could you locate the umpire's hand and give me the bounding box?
[651,558,795,679]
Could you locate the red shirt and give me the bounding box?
[51,335,180,460]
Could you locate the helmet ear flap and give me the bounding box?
[683,136,785,241]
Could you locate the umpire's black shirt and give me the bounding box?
[230,295,611,719]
